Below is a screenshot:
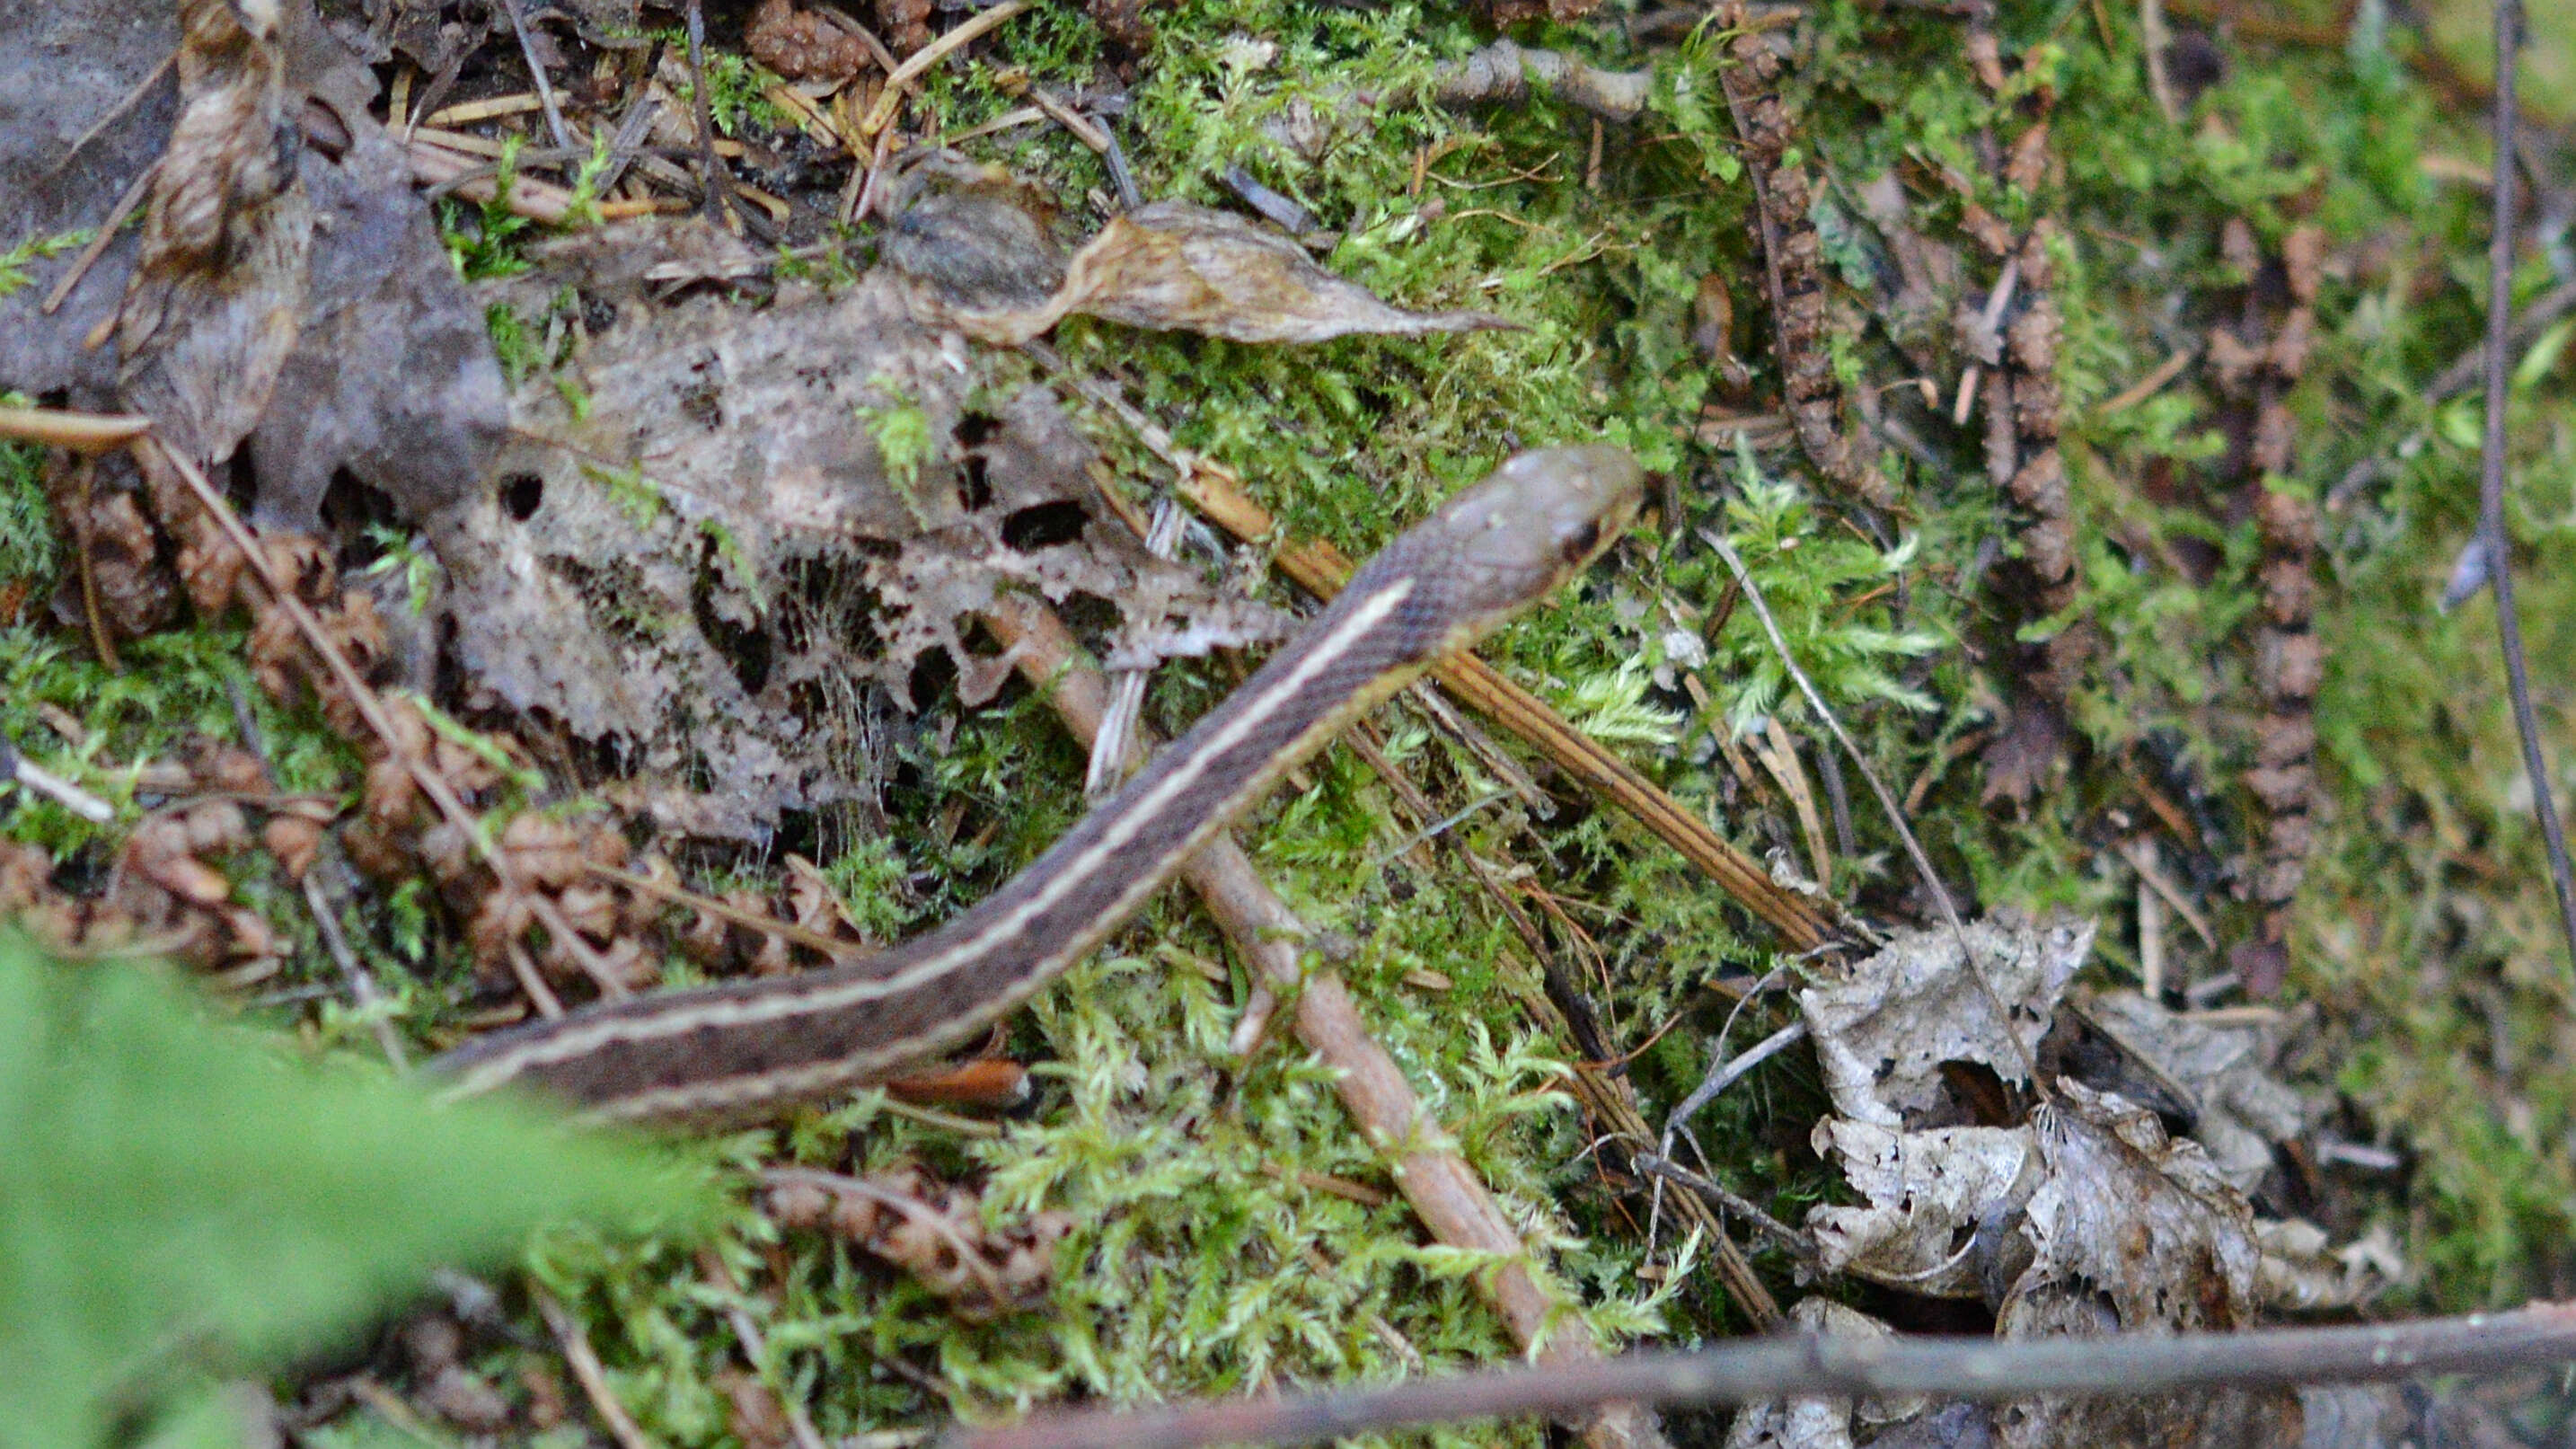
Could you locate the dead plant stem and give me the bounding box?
[952,1301,2576,1449]
[2474,0,2576,976]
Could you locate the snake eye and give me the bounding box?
[1558,520,1602,565]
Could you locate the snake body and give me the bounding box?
[433,446,1644,1122]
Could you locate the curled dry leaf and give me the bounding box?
[914,199,1516,347]
[115,0,314,464]
[1805,1118,2036,1299]
[3,0,501,533]
[1995,1081,2298,1448]
[2067,990,2320,1192]
[1799,907,2093,1127]
[1795,1081,2333,1446]
[2254,1217,2400,1312]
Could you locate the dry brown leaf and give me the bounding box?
[2069,990,2319,1192]
[1799,907,2093,1127]
[114,0,313,464]
[1806,1118,2037,1298]
[1994,1080,2296,1448]
[928,200,1516,346]
[4,0,500,533]
[447,278,1277,837]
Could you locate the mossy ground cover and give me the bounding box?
[6,0,2575,1440]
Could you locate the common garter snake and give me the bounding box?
[433,446,1645,1122]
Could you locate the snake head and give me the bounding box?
[1411,445,1645,630]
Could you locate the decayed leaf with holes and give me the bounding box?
[440,276,1284,839]
[1805,1118,2036,1299]
[912,200,1515,346]
[522,215,768,298]
[1799,907,2092,1127]
[2067,989,2321,1192]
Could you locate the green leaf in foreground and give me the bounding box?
[0,934,720,1448]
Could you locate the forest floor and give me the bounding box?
[5,0,2576,1445]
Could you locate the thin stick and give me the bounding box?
[0,738,114,823]
[949,1301,2576,1449]
[683,0,739,228]
[1703,530,2045,1091]
[2474,0,2576,975]
[537,1291,657,1449]
[860,1,1031,136]
[1084,499,1181,798]
[1662,1020,1805,1136]
[500,0,574,152]
[41,161,157,314]
[586,861,856,957]
[304,870,410,1072]
[45,47,175,178]
[72,456,121,672]
[0,405,153,452]
[1628,1153,1817,1263]
[1703,533,1963,940]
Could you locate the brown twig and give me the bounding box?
[2473,0,2576,974]
[0,737,115,823]
[499,0,574,152]
[303,867,410,1072]
[536,1291,656,1449]
[1628,1153,1818,1263]
[683,0,739,229]
[950,1301,2576,1449]
[1337,729,1783,1326]
[40,161,158,314]
[860,0,1031,137]
[585,861,857,957]
[0,405,154,453]
[1429,39,1652,124]
[68,456,122,673]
